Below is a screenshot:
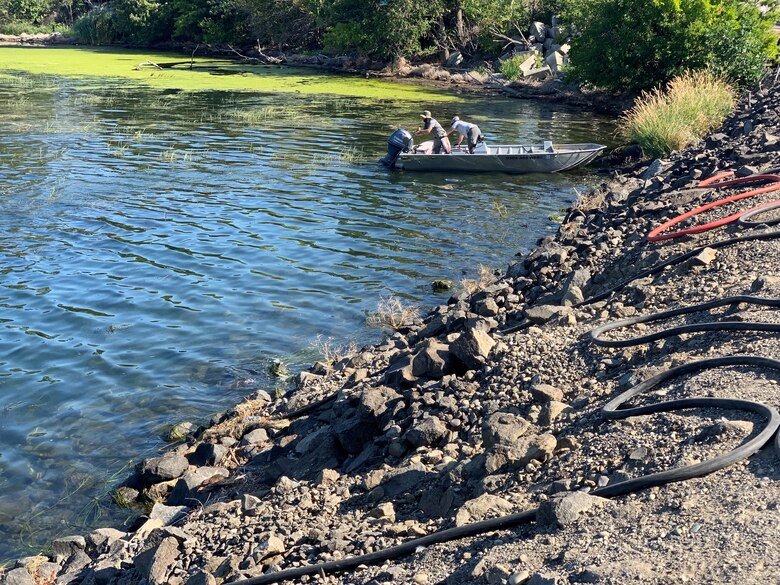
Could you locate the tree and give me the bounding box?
[563,0,779,92]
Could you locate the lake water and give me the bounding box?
[0,47,615,561]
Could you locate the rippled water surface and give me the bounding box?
[0,48,616,561]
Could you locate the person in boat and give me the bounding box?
[447,116,484,154]
[415,110,451,154]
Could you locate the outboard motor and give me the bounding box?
[380,128,413,168]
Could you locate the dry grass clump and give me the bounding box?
[366,296,420,330]
[459,264,496,296]
[311,334,357,364]
[618,70,736,157]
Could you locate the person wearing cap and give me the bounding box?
[447,116,484,154]
[415,110,451,154]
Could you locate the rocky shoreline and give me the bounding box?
[3,70,780,585]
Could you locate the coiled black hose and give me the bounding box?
[231,356,780,585]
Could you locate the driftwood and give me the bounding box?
[491,23,531,52]
[189,44,199,70]
[132,60,162,70]
[465,70,526,99]
[227,43,284,65]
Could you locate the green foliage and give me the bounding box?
[618,70,736,157]
[0,19,70,33]
[110,0,173,44]
[324,0,444,60]
[73,5,119,44]
[499,54,524,79]
[0,0,54,24]
[234,0,325,49]
[171,0,249,44]
[564,0,779,92]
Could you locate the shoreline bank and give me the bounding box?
[3,61,780,585]
[0,36,628,115]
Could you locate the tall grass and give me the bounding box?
[618,70,736,158]
[0,22,72,35]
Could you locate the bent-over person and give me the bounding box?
[447,116,484,154]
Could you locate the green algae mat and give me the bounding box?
[0,46,454,101]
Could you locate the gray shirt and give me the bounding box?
[423,118,447,138]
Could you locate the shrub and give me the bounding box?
[73,5,118,45]
[366,296,419,330]
[499,55,524,79]
[618,70,736,157]
[0,0,53,24]
[564,0,779,92]
[324,0,444,60]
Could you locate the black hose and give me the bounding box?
[500,227,780,335]
[229,355,780,585]
[589,295,780,347]
[580,227,780,307]
[739,202,780,227]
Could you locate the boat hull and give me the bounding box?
[395,143,605,174]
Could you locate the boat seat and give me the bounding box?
[544,141,555,153]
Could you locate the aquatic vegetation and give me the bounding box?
[0,47,454,101]
[160,147,194,164]
[491,201,509,218]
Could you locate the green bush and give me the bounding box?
[324,0,444,60]
[564,0,779,92]
[73,5,118,44]
[110,0,173,45]
[0,0,54,24]
[499,55,524,80]
[618,70,736,157]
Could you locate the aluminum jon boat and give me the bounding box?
[380,129,606,174]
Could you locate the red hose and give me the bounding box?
[647,173,780,242]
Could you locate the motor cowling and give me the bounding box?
[380,128,413,168]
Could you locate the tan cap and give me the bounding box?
[420,110,432,118]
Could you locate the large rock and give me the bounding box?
[405,416,448,447]
[544,50,567,72]
[149,503,189,525]
[450,328,495,370]
[455,493,515,526]
[482,411,531,448]
[141,453,189,485]
[188,442,227,466]
[412,340,454,379]
[134,536,180,585]
[529,21,547,41]
[383,353,416,388]
[2,568,34,585]
[530,383,564,403]
[485,433,557,474]
[52,535,86,560]
[335,386,403,454]
[168,467,230,506]
[536,492,610,527]
[525,305,565,324]
[87,527,126,556]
